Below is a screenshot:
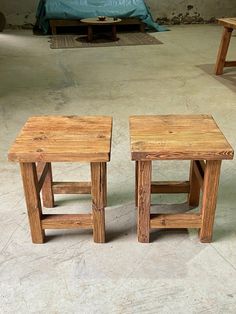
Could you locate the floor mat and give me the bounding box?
[50,32,162,49]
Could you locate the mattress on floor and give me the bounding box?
[36,0,166,33]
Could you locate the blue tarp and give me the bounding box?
[36,0,167,33]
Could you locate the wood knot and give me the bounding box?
[98,134,105,139]
[33,135,47,141]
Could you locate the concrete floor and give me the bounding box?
[0,25,236,313]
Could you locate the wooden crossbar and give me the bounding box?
[41,214,93,229]
[37,162,49,192]
[151,181,190,194]
[52,182,91,194]
[224,61,236,67]
[193,160,205,189]
[150,213,202,229]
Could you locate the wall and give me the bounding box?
[1,0,236,27]
[147,0,236,24]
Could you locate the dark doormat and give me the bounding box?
[50,32,162,49]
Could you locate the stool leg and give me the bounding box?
[102,162,107,207]
[215,27,233,75]
[137,161,151,243]
[51,25,57,35]
[188,160,200,207]
[112,25,117,41]
[135,161,139,207]
[20,163,45,244]
[42,163,54,208]
[91,162,106,243]
[88,26,93,42]
[140,22,145,33]
[199,160,222,243]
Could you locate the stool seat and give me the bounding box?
[8,116,112,162]
[130,115,233,160]
[8,115,112,244]
[129,115,234,244]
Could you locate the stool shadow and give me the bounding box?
[106,227,135,242]
[151,201,196,214]
[54,195,91,206]
[150,229,189,242]
[52,192,133,208]
[197,64,236,93]
[45,229,93,242]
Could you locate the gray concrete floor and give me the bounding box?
[0,25,236,313]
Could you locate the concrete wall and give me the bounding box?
[147,0,236,24]
[1,0,236,26]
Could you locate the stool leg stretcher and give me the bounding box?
[136,159,221,243]
[20,161,107,244]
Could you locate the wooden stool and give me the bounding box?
[8,116,113,244]
[215,18,236,75]
[129,115,234,243]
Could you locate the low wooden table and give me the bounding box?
[50,18,145,35]
[215,18,236,75]
[8,116,113,244]
[129,115,234,243]
[81,17,121,42]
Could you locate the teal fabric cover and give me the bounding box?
[36,0,167,33]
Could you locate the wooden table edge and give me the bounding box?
[131,151,234,161]
[7,152,111,163]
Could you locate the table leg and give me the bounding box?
[199,160,222,243]
[91,162,106,243]
[88,25,93,42]
[102,162,107,207]
[215,27,233,75]
[42,163,54,208]
[135,161,139,207]
[137,161,151,243]
[112,25,117,41]
[188,160,201,207]
[20,162,45,244]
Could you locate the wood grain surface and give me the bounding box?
[91,162,106,243]
[41,214,93,229]
[137,161,151,243]
[130,115,234,160]
[20,163,45,243]
[199,160,222,242]
[150,213,202,229]
[8,116,113,162]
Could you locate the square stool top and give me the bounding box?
[218,18,236,29]
[129,115,234,161]
[8,116,113,162]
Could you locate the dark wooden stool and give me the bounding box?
[129,115,234,243]
[8,116,113,244]
[215,18,236,75]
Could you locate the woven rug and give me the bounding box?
[50,32,162,49]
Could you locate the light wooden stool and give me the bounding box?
[8,116,113,244]
[129,115,234,243]
[215,18,236,75]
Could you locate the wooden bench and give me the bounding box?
[129,115,234,243]
[215,18,236,75]
[8,116,113,244]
